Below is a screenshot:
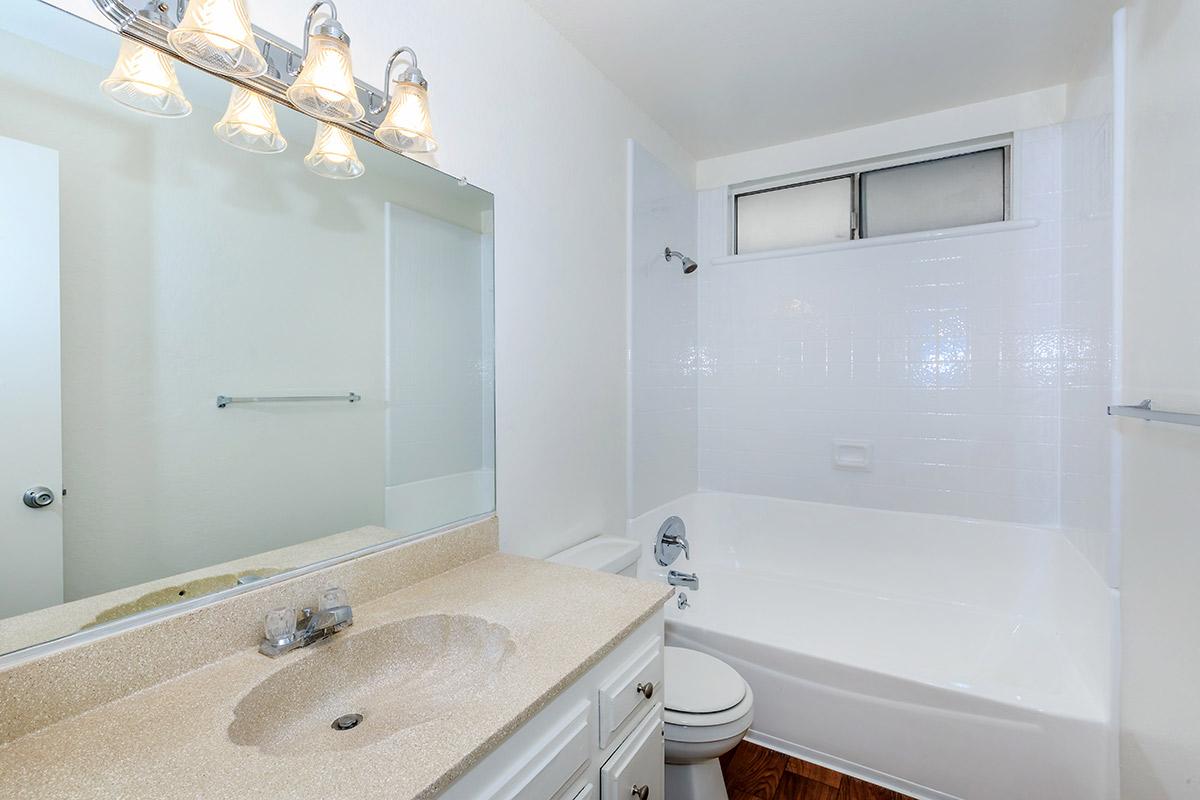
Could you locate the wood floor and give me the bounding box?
[720,741,915,800]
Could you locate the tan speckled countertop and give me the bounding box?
[0,554,672,800]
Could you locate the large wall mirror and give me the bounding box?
[0,1,495,656]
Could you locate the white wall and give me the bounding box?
[696,86,1067,190]
[1119,1,1200,797]
[627,141,698,517]
[311,0,692,557]
[44,0,694,560]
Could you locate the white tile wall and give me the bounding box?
[628,141,699,516]
[694,124,1114,543]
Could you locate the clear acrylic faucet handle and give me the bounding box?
[320,586,348,611]
[264,607,296,641]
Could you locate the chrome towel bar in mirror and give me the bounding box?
[216,393,361,408]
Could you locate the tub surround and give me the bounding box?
[0,519,673,800]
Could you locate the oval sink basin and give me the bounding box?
[228,614,515,754]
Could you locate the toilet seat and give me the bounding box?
[663,647,755,744]
[664,685,755,743]
[664,647,747,713]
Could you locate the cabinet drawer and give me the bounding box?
[600,705,663,800]
[490,701,591,800]
[597,635,662,748]
[571,784,594,800]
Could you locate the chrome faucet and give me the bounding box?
[668,570,699,590]
[259,588,353,657]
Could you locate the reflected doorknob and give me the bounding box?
[23,486,55,508]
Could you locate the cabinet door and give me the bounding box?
[600,705,663,800]
[491,701,591,800]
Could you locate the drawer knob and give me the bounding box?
[631,785,650,800]
[636,682,654,700]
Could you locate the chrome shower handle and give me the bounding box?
[661,532,689,559]
[655,515,690,566]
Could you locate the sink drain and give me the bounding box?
[331,713,363,731]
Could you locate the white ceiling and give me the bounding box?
[525,0,1120,159]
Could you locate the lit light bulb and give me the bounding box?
[288,32,364,123]
[168,0,266,78]
[100,38,191,118]
[213,87,287,154]
[377,79,437,153]
[304,122,365,180]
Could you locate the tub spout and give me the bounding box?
[668,570,699,590]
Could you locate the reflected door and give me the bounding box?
[0,135,63,617]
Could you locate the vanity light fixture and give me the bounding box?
[213,86,287,154]
[372,47,437,153]
[101,36,192,117]
[304,122,365,180]
[287,1,365,124]
[167,0,267,78]
[94,0,446,177]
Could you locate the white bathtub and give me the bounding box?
[628,492,1118,800]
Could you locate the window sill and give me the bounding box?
[714,219,1040,266]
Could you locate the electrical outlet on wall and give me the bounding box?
[832,439,874,471]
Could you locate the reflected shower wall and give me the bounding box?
[384,203,495,534]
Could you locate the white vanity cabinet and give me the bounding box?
[439,610,665,800]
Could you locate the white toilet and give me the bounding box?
[550,536,754,800]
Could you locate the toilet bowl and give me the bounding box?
[548,536,755,800]
[662,646,754,800]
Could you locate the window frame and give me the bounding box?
[733,173,858,255]
[729,137,1012,255]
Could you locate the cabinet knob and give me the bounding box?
[631,785,650,800]
[636,682,654,699]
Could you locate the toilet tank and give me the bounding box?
[548,536,641,577]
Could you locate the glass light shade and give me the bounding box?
[100,39,192,118]
[376,81,437,153]
[213,87,287,154]
[287,34,364,123]
[167,0,266,78]
[304,123,365,180]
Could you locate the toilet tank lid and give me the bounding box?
[548,536,641,574]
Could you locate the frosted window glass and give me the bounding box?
[736,176,852,254]
[860,149,1005,237]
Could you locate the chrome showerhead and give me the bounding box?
[664,246,698,274]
